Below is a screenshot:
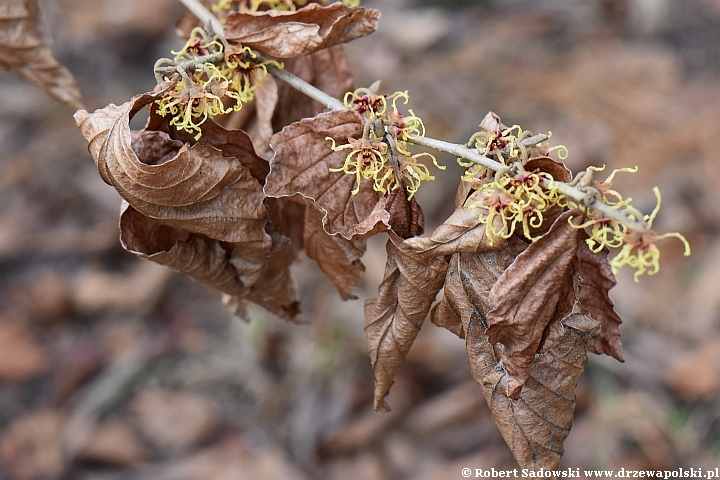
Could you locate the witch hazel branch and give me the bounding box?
[271,46,691,281]
[167,0,689,281]
[75,0,692,471]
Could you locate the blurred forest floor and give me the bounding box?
[2,0,720,478]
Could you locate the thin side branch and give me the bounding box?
[267,64,346,111]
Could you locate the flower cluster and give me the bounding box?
[459,120,690,280]
[469,169,560,244]
[603,187,690,281]
[153,28,278,140]
[329,88,443,199]
[561,165,639,253]
[459,123,565,187]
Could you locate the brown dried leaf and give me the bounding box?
[75,93,272,285]
[304,206,365,300]
[120,204,249,297]
[0,0,84,109]
[121,204,300,320]
[478,111,507,133]
[431,238,527,339]
[383,187,424,239]
[364,231,448,412]
[486,210,583,398]
[454,179,474,209]
[274,46,355,130]
[244,236,301,321]
[466,309,600,471]
[577,239,624,361]
[524,157,572,184]
[266,109,390,239]
[430,290,465,339]
[431,214,602,469]
[405,202,501,257]
[224,3,380,58]
[247,73,279,159]
[76,94,303,319]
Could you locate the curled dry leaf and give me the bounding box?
[76,93,302,320]
[304,206,365,300]
[364,231,448,412]
[120,204,248,297]
[0,0,84,109]
[266,109,390,239]
[120,204,301,320]
[146,108,271,183]
[466,310,601,471]
[486,210,583,399]
[577,238,624,361]
[224,2,380,58]
[244,235,301,321]
[478,111,507,133]
[76,93,269,242]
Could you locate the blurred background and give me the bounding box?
[1,0,719,478]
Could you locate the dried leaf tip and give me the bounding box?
[212,0,361,15]
[0,0,85,110]
[210,0,360,15]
